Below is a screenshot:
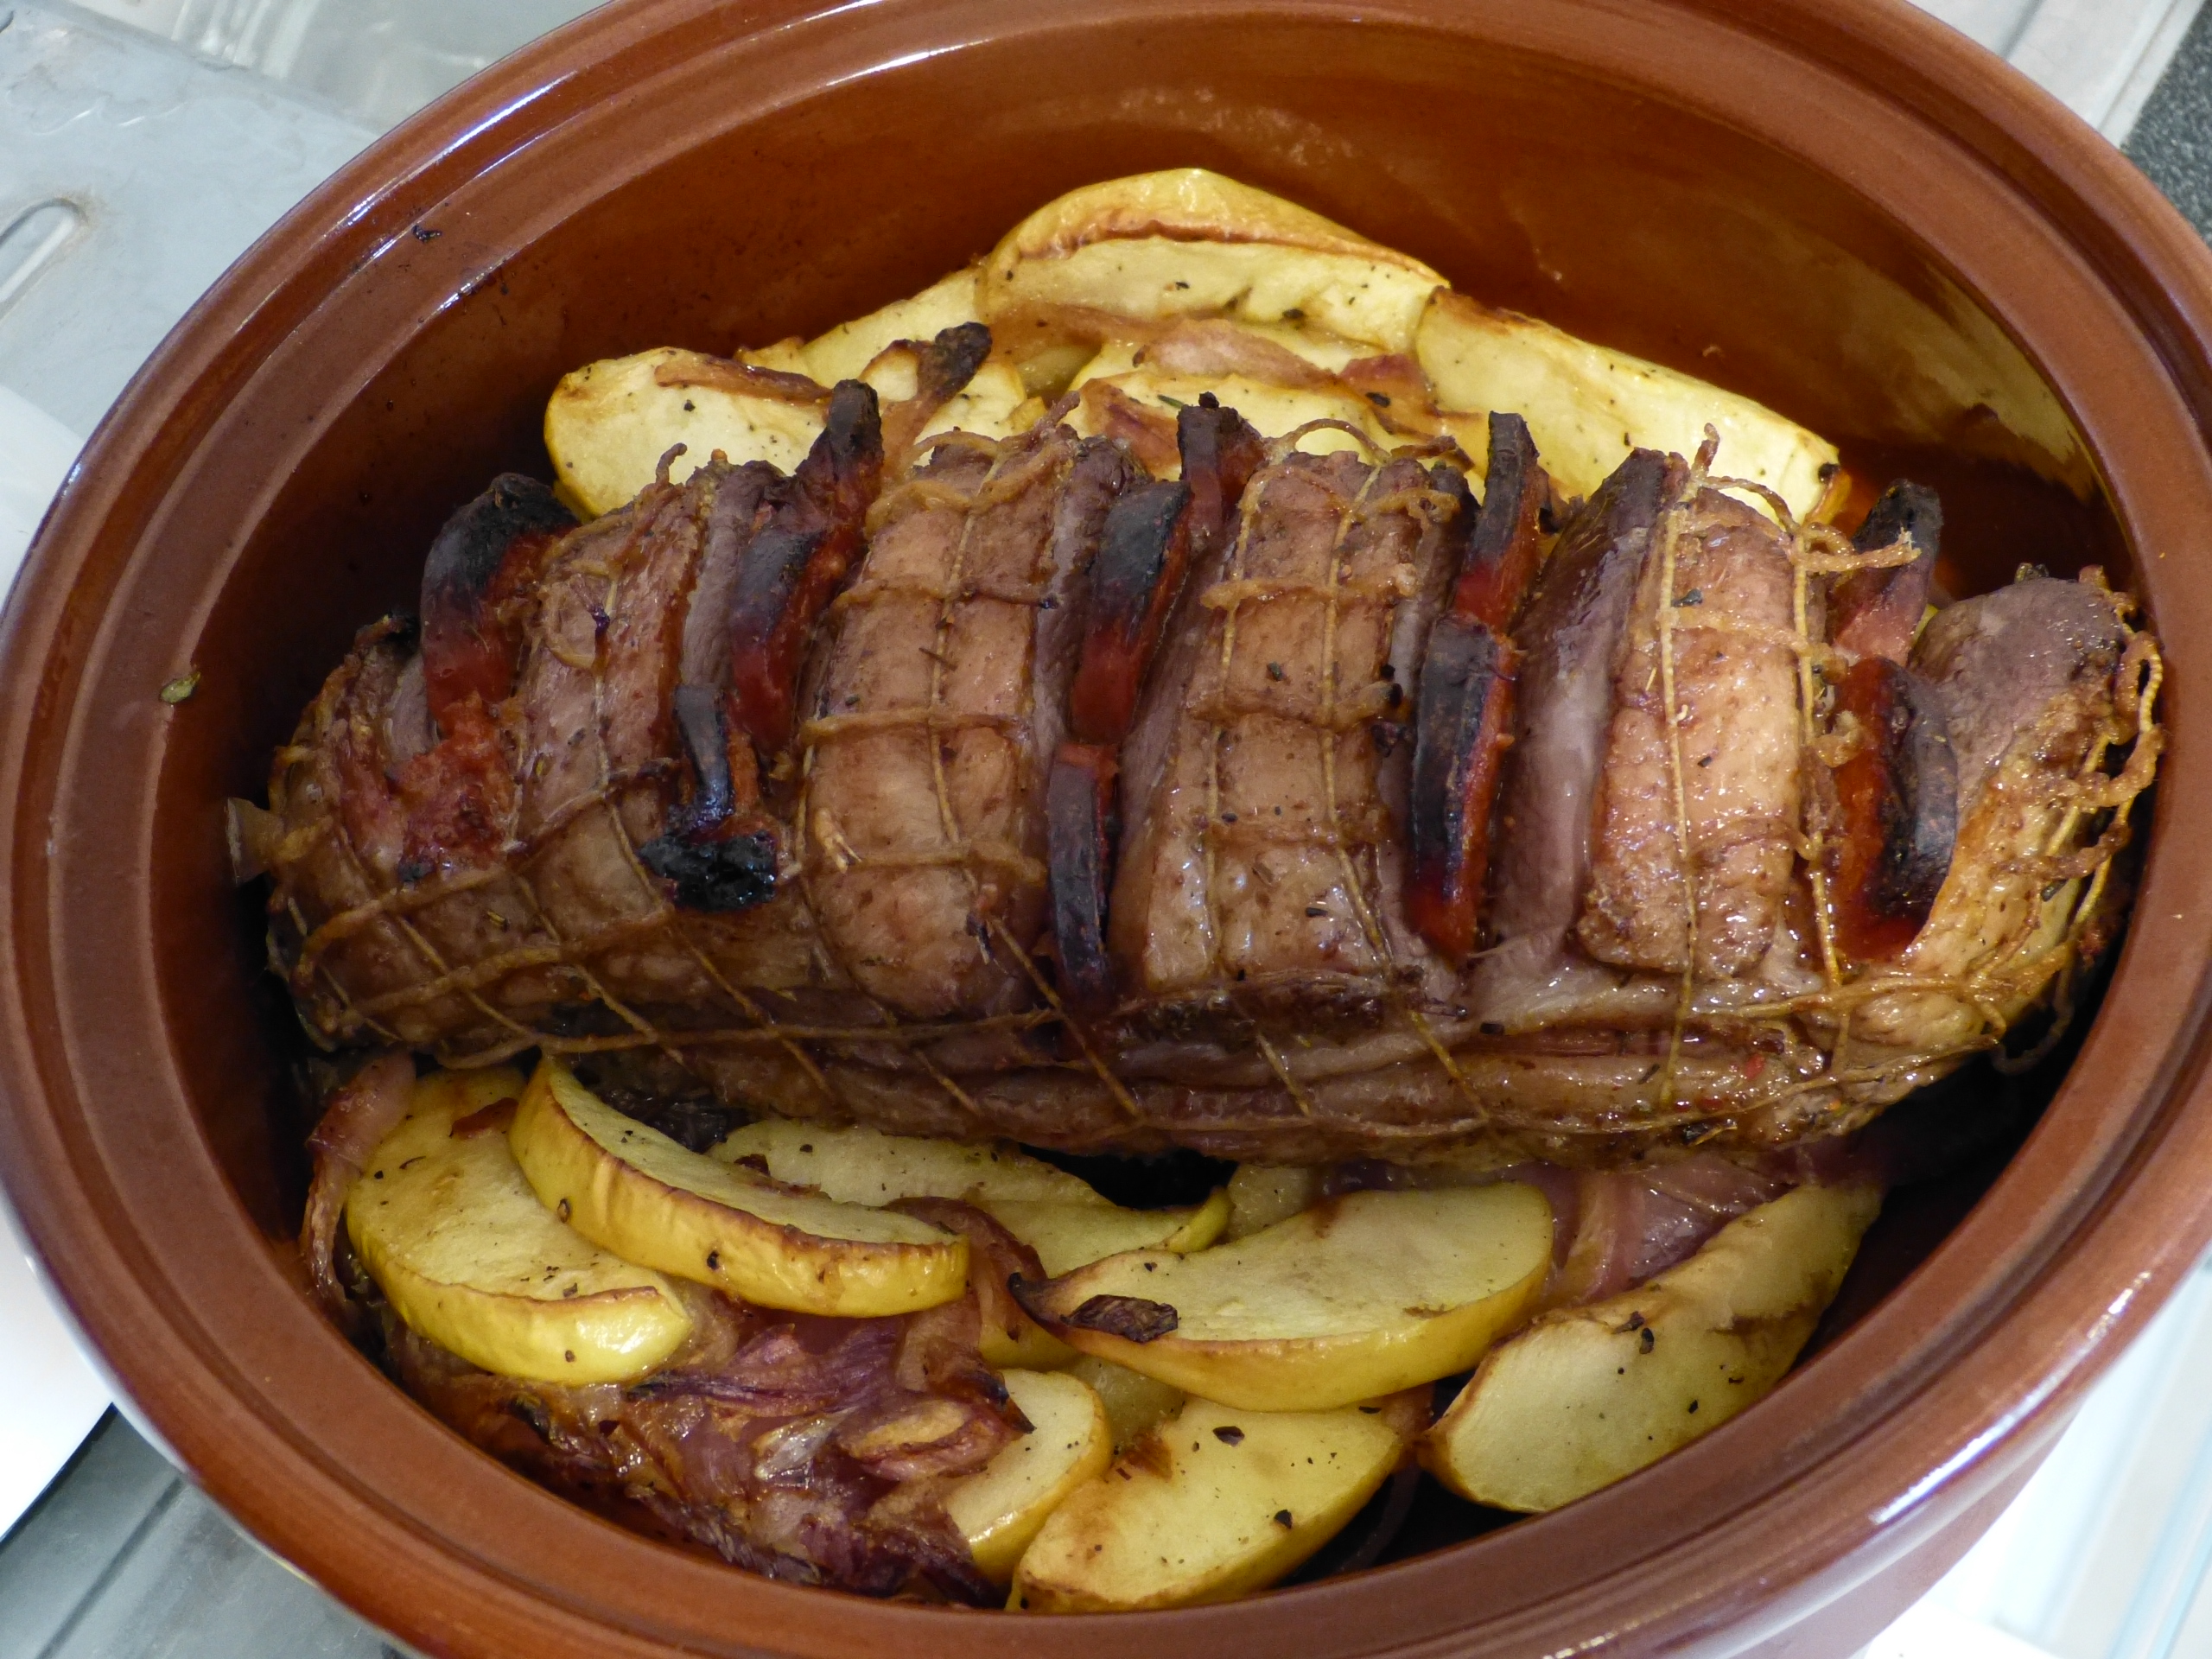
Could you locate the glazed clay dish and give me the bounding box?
[4,0,2212,1655]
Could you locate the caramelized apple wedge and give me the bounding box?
[1415,290,1837,514]
[1421,1185,1880,1512]
[1010,1395,1406,1611]
[709,1117,1103,1205]
[799,267,986,385]
[945,1369,1114,1582]
[509,1061,968,1317]
[543,346,830,516]
[346,1067,692,1384]
[977,168,1445,356]
[985,1189,1230,1278]
[709,1117,1228,1277]
[1014,1185,1552,1411]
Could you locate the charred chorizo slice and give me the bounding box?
[1826,658,1958,962]
[1066,402,1266,746]
[419,473,575,729]
[1405,413,1554,960]
[727,380,886,757]
[1830,480,1942,664]
[1405,620,1519,961]
[1046,742,1118,1008]
[1448,412,1551,631]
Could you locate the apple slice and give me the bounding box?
[799,267,984,385]
[345,1067,692,1384]
[981,1190,1230,1278]
[944,1369,1114,1582]
[509,1061,968,1318]
[977,168,1444,355]
[1421,1184,1881,1512]
[1014,1185,1552,1411]
[1010,1395,1405,1611]
[709,1116,1229,1276]
[1414,290,1838,516]
[1063,1355,1187,1454]
[543,347,829,517]
[710,1118,1105,1206]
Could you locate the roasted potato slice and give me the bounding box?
[543,346,827,516]
[509,1061,968,1318]
[944,1369,1114,1582]
[1010,1395,1404,1611]
[346,1067,692,1384]
[1017,1185,1553,1411]
[709,1118,1103,1206]
[1415,290,1838,515]
[1421,1184,1881,1512]
[982,1190,1230,1278]
[978,168,1444,355]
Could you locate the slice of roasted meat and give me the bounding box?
[1106,440,1459,1031]
[799,419,1138,1020]
[260,410,2159,1166]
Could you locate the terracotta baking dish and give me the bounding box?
[4,0,2211,1651]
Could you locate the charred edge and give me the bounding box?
[1065,403,1265,746]
[1406,617,1519,960]
[1176,400,1268,563]
[1833,480,1942,664]
[1007,1275,1180,1343]
[1046,744,1117,1007]
[1828,658,1957,960]
[670,684,734,836]
[915,321,993,407]
[727,381,885,756]
[1451,412,1551,630]
[419,474,575,728]
[638,830,779,912]
[880,323,995,464]
[1068,480,1190,744]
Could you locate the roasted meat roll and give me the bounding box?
[252,397,2161,1167]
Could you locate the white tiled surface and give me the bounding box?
[2,0,2210,1650]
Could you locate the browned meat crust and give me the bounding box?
[1576,485,1803,977]
[262,420,2160,1167]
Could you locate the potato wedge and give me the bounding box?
[978,168,1443,354]
[509,1061,968,1318]
[543,346,828,517]
[944,1369,1114,1582]
[1017,1185,1552,1411]
[982,1189,1230,1278]
[1421,1184,1881,1512]
[1010,1395,1403,1611]
[1063,1355,1187,1454]
[1414,290,1838,516]
[346,1068,692,1384]
[710,1118,1104,1206]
